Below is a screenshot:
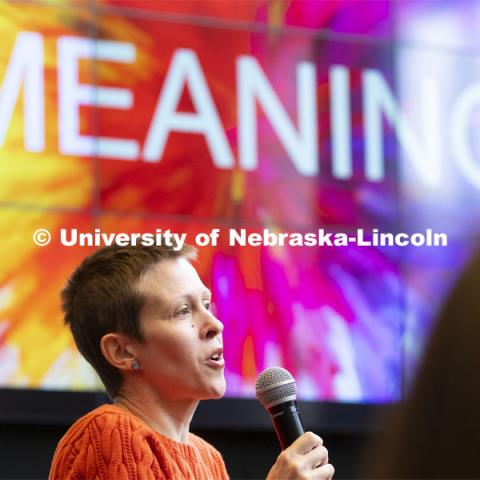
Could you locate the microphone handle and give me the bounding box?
[268,400,305,450]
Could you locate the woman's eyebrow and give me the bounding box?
[171,289,211,303]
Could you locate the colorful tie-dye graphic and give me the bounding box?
[0,1,475,403]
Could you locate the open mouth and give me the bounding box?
[206,348,224,368]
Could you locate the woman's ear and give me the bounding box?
[100,333,138,372]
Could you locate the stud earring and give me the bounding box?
[131,359,141,371]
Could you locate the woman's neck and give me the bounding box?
[113,384,198,444]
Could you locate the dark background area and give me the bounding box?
[0,389,387,479]
[0,424,369,479]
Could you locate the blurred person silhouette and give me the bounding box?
[365,249,480,479]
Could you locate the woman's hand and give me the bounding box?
[266,432,334,480]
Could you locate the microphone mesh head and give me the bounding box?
[255,367,297,408]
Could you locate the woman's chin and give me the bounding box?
[205,378,227,399]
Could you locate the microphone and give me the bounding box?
[255,366,305,450]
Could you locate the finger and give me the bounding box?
[288,431,323,455]
[305,445,329,469]
[312,463,335,480]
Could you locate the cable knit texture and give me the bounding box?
[49,404,229,480]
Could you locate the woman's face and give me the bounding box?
[133,257,226,401]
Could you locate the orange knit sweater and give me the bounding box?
[49,404,229,480]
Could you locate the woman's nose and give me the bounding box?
[201,310,224,339]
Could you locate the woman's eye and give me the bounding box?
[203,300,211,310]
[176,306,190,316]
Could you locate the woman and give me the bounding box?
[49,243,334,480]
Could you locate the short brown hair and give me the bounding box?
[61,243,196,398]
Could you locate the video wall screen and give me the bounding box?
[0,0,476,403]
